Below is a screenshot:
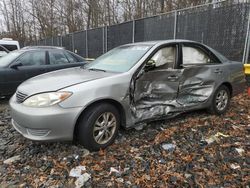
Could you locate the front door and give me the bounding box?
[4,51,47,95]
[131,44,183,122]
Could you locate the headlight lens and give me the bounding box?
[23,92,72,107]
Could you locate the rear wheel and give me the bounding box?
[76,103,120,151]
[209,85,230,115]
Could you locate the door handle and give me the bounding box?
[214,69,222,74]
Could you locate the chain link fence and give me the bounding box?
[30,1,250,63]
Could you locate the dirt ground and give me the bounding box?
[0,92,249,187]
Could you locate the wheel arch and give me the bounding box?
[220,82,233,97]
[73,98,127,140]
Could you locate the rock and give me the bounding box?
[125,181,132,186]
[235,148,245,156]
[19,183,27,188]
[109,167,121,176]
[134,123,147,131]
[159,158,166,164]
[4,155,21,164]
[230,163,241,170]
[116,178,124,183]
[144,175,151,181]
[185,173,192,178]
[161,143,176,152]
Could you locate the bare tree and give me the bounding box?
[0,0,216,44]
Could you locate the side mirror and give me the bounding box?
[10,61,23,69]
[145,59,156,71]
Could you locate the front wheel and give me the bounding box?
[76,103,120,151]
[208,85,231,115]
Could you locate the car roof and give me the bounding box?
[0,39,19,45]
[122,39,228,62]
[123,39,202,47]
[22,46,65,50]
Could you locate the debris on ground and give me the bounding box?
[109,167,121,176]
[74,173,91,188]
[0,91,249,187]
[204,132,230,144]
[161,143,176,151]
[69,166,91,187]
[3,155,21,164]
[230,163,241,170]
[69,166,86,177]
[235,148,245,156]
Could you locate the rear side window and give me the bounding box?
[17,51,45,66]
[49,51,69,64]
[182,45,211,65]
[64,51,77,63]
[67,51,85,62]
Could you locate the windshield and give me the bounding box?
[85,45,152,72]
[0,51,23,67]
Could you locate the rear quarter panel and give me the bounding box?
[225,61,245,96]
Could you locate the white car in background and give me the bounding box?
[0,38,20,57]
[0,45,9,57]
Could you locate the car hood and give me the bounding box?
[17,67,116,96]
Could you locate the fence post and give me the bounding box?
[132,20,135,43]
[72,33,75,52]
[105,26,108,52]
[173,10,178,39]
[243,10,250,64]
[103,27,105,54]
[86,29,88,58]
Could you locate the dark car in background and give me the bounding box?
[0,46,85,97]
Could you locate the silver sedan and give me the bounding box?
[10,40,245,151]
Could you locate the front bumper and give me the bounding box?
[9,95,82,141]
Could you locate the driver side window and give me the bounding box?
[17,51,45,66]
[151,46,176,69]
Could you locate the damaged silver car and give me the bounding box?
[10,40,245,151]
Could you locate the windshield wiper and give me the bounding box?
[88,68,106,72]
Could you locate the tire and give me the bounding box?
[208,85,231,115]
[76,103,120,151]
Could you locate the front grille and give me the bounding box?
[16,91,28,103]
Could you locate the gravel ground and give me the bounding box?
[0,92,249,187]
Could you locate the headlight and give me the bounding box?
[23,92,72,107]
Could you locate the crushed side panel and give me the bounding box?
[130,66,216,124]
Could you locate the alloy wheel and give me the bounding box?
[93,112,117,145]
[215,90,228,111]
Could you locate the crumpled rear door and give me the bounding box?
[176,65,219,107]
